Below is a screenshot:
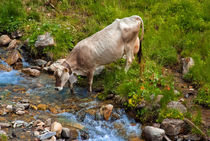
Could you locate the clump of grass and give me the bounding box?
[0,0,26,32]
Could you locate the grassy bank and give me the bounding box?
[0,0,209,127]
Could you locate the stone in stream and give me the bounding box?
[161,118,185,136]
[7,39,20,50]
[0,35,11,45]
[33,131,40,137]
[142,126,165,141]
[61,127,70,138]
[50,122,62,137]
[6,49,22,66]
[6,105,13,112]
[38,131,56,140]
[37,104,48,111]
[45,118,52,127]
[15,110,25,115]
[35,32,55,47]
[99,104,113,121]
[34,59,47,67]
[0,122,11,128]
[12,120,28,128]
[167,101,187,113]
[22,68,40,77]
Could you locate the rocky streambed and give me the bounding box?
[0,37,142,140]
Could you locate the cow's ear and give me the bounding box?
[64,68,69,73]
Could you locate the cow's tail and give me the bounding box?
[137,17,144,63]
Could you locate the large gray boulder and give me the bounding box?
[167,101,187,113]
[35,32,55,47]
[161,118,185,136]
[142,126,165,141]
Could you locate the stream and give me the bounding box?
[0,47,142,140]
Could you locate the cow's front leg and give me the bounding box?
[69,73,77,94]
[69,82,74,94]
[87,70,94,93]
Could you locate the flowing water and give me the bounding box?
[0,48,142,140]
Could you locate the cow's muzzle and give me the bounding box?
[55,87,63,91]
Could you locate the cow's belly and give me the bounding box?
[94,45,124,65]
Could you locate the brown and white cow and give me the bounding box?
[54,15,144,92]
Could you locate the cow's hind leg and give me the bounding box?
[87,70,94,93]
[125,44,134,72]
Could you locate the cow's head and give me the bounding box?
[54,61,72,91]
[54,67,70,91]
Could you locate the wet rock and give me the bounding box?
[7,39,19,50]
[0,63,12,72]
[35,32,55,47]
[128,137,144,141]
[6,105,13,112]
[38,131,56,140]
[142,126,165,141]
[37,104,48,111]
[112,113,120,120]
[16,102,30,109]
[100,104,113,121]
[22,68,40,77]
[33,120,43,127]
[161,118,185,136]
[12,120,28,128]
[113,122,126,137]
[20,99,30,103]
[61,127,70,138]
[50,122,62,137]
[95,112,103,120]
[181,57,194,75]
[152,123,160,128]
[30,104,38,110]
[167,101,187,113]
[0,122,11,128]
[80,130,89,140]
[69,122,84,130]
[0,35,11,45]
[13,61,23,70]
[34,59,47,67]
[0,109,7,115]
[16,110,25,115]
[45,118,51,127]
[49,107,58,114]
[30,66,42,70]
[182,134,201,141]
[11,30,23,39]
[69,128,79,140]
[43,59,65,72]
[37,122,45,128]
[6,49,22,65]
[34,131,40,137]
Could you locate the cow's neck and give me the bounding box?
[62,61,72,74]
